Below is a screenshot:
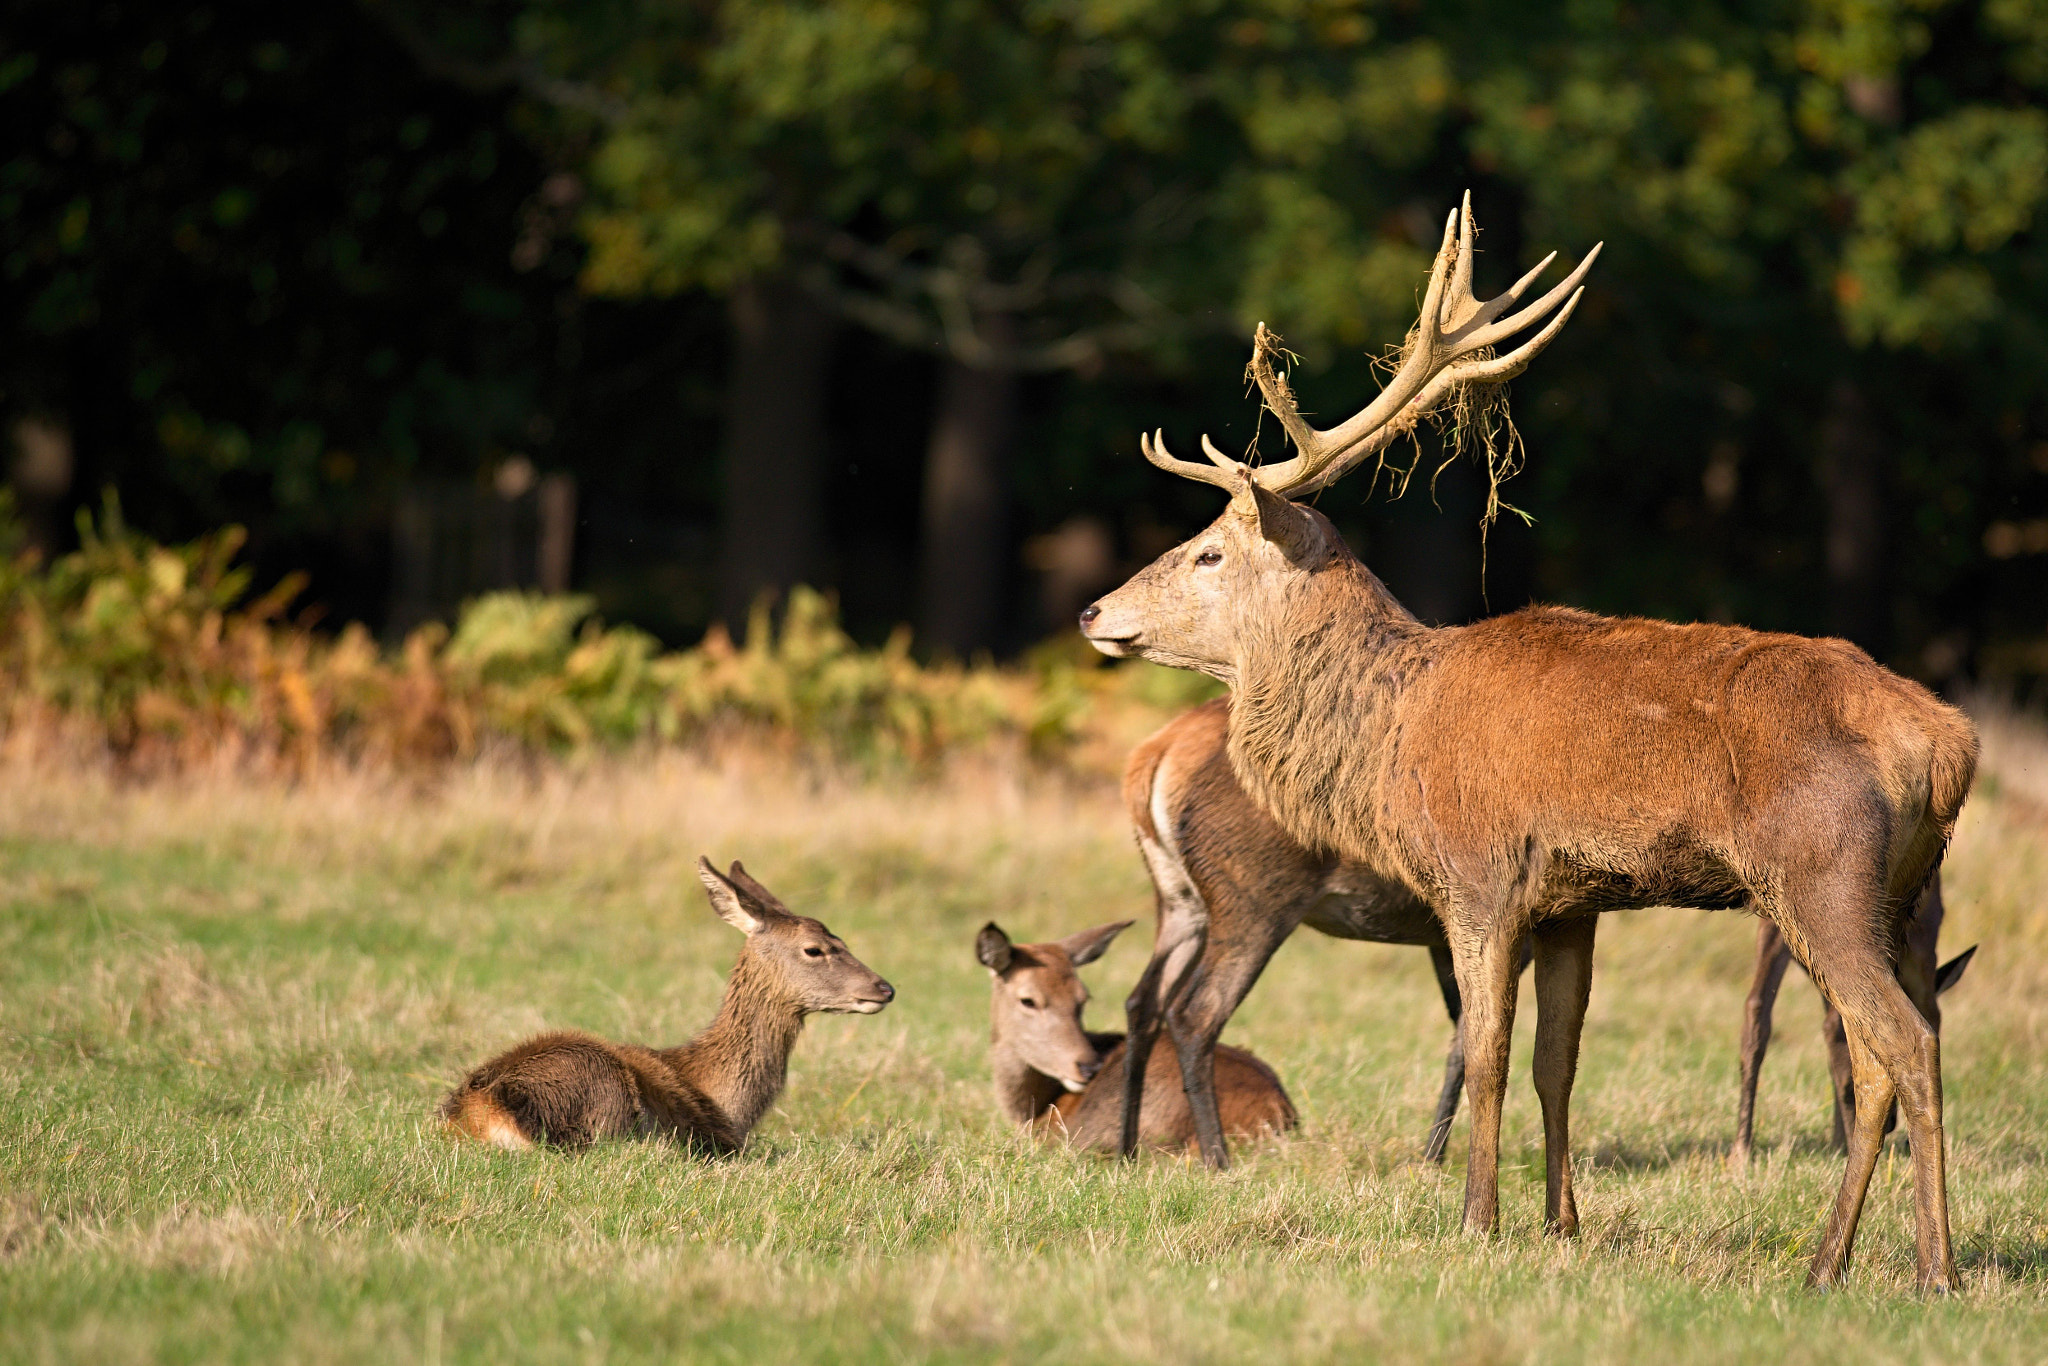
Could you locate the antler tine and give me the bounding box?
[1281,283,1591,499]
[1462,241,1602,354]
[1452,284,1587,384]
[1447,190,1477,324]
[1248,322,1320,458]
[1140,429,1240,492]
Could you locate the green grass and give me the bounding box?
[4,747,2048,1364]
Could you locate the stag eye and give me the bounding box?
[1195,550,1222,566]
[804,946,825,958]
[1019,997,1039,1009]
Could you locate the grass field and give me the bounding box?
[4,711,2048,1365]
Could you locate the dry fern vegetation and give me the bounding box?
[0,700,2045,1364]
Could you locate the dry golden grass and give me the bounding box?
[2,702,2047,1363]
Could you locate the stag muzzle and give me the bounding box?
[1078,600,1141,657]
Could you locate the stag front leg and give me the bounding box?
[1450,916,1526,1236]
[1733,918,1795,1168]
[1532,915,1597,1236]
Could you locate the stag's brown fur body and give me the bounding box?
[977,921,1295,1152]
[1227,582,1974,922]
[443,859,892,1154]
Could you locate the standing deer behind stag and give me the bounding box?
[974,918,1295,1151]
[441,858,893,1153]
[1080,194,1975,1291]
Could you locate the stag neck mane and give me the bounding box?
[661,953,807,1138]
[1226,547,1432,873]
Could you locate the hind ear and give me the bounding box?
[1935,945,1976,995]
[1058,919,1135,967]
[724,860,794,920]
[975,922,1014,974]
[697,857,765,935]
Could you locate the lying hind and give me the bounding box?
[442,857,894,1153]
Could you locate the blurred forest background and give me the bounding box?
[5,0,2048,681]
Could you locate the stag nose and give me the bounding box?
[873,980,895,1003]
[1078,604,1101,626]
[1077,1054,1103,1082]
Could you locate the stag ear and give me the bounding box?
[1935,945,1976,995]
[1058,919,1134,966]
[975,922,1014,974]
[1234,475,1321,562]
[697,856,766,935]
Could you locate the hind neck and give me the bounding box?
[991,1049,1067,1125]
[662,954,806,1140]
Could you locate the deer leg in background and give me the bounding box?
[1120,893,1208,1159]
[1531,916,1598,1236]
[1734,918,1796,1167]
[1424,944,1466,1164]
[1450,912,1528,1235]
[1118,949,1170,1159]
[1161,907,1301,1171]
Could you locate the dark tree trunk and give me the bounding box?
[717,276,837,632]
[1819,377,1887,655]
[918,322,1017,656]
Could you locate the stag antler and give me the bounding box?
[1140,193,1601,501]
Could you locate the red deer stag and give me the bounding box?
[975,919,1295,1150]
[1079,195,1974,1291]
[1122,699,1973,1173]
[442,858,894,1152]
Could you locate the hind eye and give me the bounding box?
[804,947,824,958]
[1195,550,1222,566]
[1019,997,1038,1009]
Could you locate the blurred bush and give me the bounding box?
[0,495,1212,773]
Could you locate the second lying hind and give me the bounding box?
[976,920,1294,1151]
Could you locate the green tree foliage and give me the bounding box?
[0,0,580,619]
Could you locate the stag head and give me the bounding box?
[1080,195,1599,675]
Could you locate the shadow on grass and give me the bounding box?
[1578,1131,1849,1173]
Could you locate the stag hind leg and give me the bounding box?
[1775,872,1954,1292]
[1531,915,1597,1236]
